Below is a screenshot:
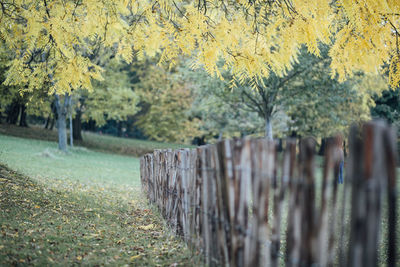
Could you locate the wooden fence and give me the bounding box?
[140,121,398,267]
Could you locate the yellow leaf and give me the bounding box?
[139,224,154,230]
[76,256,82,261]
[34,205,40,209]
[130,255,141,261]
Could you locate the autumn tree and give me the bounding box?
[135,65,200,143]
[182,47,370,140]
[72,57,139,140]
[2,1,400,149]
[180,63,265,141]
[0,1,137,151]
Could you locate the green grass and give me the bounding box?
[0,124,194,157]
[80,131,195,157]
[0,134,200,266]
[0,134,140,186]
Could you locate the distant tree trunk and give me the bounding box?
[69,113,73,147]
[277,138,283,152]
[117,121,123,137]
[49,118,55,130]
[6,101,20,124]
[44,114,51,129]
[57,111,67,152]
[72,109,83,141]
[55,94,71,152]
[19,104,28,127]
[265,116,273,140]
[218,131,223,140]
[318,138,327,156]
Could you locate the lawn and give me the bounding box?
[0,133,200,266]
[0,124,194,157]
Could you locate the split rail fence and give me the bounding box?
[140,121,398,267]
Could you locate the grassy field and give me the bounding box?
[0,133,200,266]
[0,124,194,157]
[0,126,398,266]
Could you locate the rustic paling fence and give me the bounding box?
[140,121,398,267]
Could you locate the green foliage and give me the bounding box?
[282,52,380,137]
[82,58,140,126]
[135,65,200,143]
[179,63,265,140]
[371,88,400,127]
[181,47,372,139]
[0,45,16,112]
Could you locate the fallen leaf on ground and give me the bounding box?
[130,255,141,261]
[139,224,154,230]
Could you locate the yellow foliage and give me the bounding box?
[1,0,400,96]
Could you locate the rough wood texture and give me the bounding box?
[139,121,397,267]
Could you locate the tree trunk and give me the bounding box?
[57,112,67,151]
[44,114,51,129]
[318,138,327,156]
[265,117,273,140]
[72,110,83,141]
[49,118,55,130]
[19,104,28,127]
[49,101,57,130]
[6,101,20,124]
[117,121,122,137]
[69,113,73,147]
[55,94,71,152]
[277,138,283,152]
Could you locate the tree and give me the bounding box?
[74,57,140,140]
[180,63,265,141]
[135,65,200,143]
[372,89,400,125]
[0,1,137,151]
[2,1,399,148]
[182,46,380,141]
[183,47,364,140]
[141,1,400,89]
[370,72,399,127]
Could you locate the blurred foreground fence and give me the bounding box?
[140,121,398,267]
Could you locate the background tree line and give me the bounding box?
[0,44,395,148]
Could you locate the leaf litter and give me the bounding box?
[0,164,201,266]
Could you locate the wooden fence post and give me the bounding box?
[208,144,223,266]
[347,121,393,267]
[316,137,341,266]
[383,125,397,267]
[270,139,295,267]
[298,138,317,267]
[139,121,397,267]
